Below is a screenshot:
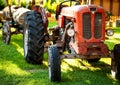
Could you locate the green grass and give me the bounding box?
[0,24,120,85]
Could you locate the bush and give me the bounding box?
[43,0,63,13]
[21,1,27,8]
[0,0,17,10]
[0,0,7,10]
[12,0,16,5]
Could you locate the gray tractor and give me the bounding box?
[1,0,49,65]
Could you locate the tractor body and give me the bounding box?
[1,4,48,44]
[53,4,110,59]
[58,5,109,58]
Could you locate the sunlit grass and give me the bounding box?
[100,58,111,65]
[0,60,29,76]
[11,41,24,56]
[61,58,111,73]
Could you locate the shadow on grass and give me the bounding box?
[61,59,120,85]
[0,34,47,68]
[0,33,51,84]
[105,40,116,50]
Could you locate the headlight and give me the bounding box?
[106,29,114,36]
[67,29,75,37]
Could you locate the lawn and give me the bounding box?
[0,21,120,85]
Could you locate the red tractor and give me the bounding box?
[46,0,120,82]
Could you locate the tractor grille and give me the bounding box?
[83,13,91,39]
[83,12,102,39]
[94,13,102,39]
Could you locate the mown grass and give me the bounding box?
[0,22,120,85]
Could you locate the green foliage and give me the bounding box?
[21,1,27,8]
[12,0,16,5]
[0,0,7,10]
[0,0,27,9]
[43,0,56,13]
[43,0,64,13]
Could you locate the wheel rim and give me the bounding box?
[2,21,11,44]
[24,28,28,57]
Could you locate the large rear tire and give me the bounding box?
[23,11,44,64]
[111,44,120,80]
[48,45,61,82]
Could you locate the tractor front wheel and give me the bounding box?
[111,44,120,80]
[23,11,44,64]
[48,45,61,82]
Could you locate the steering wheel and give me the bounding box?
[60,0,80,6]
[55,0,80,20]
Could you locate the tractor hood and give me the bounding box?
[60,5,104,17]
[59,4,106,43]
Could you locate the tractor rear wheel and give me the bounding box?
[48,45,61,82]
[2,21,11,44]
[111,44,120,80]
[23,11,44,64]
